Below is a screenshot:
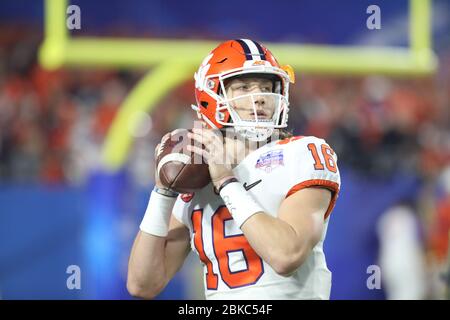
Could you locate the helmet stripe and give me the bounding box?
[241,39,262,61]
[234,39,252,60]
[252,40,267,60]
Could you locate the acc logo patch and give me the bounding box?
[252,60,266,66]
[255,149,284,173]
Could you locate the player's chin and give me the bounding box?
[246,115,270,121]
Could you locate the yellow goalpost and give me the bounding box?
[38,0,437,170]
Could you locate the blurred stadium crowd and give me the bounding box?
[0,26,449,298]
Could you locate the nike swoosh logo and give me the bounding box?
[243,179,262,191]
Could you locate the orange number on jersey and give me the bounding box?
[211,206,264,288]
[192,206,264,289]
[307,143,337,173]
[321,144,337,173]
[192,209,218,290]
[307,143,325,170]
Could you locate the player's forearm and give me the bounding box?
[241,213,315,276]
[128,189,178,298]
[127,231,168,299]
[219,181,318,276]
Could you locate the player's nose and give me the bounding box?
[251,100,268,118]
[254,94,266,107]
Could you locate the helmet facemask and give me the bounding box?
[207,67,291,142]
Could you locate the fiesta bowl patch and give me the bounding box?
[255,149,284,173]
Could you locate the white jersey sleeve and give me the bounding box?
[281,136,341,219]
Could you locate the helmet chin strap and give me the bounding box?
[225,104,276,142]
[235,126,274,142]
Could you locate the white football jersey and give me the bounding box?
[172,135,341,300]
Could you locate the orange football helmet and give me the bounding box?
[192,39,294,141]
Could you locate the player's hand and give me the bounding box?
[154,133,171,189]
[154,130,185,190]
[187,128,234,190]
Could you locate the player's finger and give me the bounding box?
[192,128,221,147]
[154,143,164,160]
[187,144,209,164]
[200,129,221,147]
[169,128,188,143]
[208,129,223,146]
[171,128,186,135]
[161,132,171,143]
[188,131,208,147]
[191,130,226,159]
[193,130,225,161]
[209,129,224,148]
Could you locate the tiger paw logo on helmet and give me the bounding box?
[191,39,295,142]
[194,53,213,92]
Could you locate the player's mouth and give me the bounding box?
[250,110,269,119]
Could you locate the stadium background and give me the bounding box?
[0,0,449,299]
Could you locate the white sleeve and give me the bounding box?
[284,136,341,219]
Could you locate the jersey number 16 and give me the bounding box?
[192,206,264,290]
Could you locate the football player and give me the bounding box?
[127,39,341,299]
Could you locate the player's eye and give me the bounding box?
[230,83,246,91]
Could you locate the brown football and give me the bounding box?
[156,129,211,193]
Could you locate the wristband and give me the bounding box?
[155,186,179,198]
[213,175,236,194]
[218,177,238,193]
[219,181,264,228]
[139,189,177,237]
